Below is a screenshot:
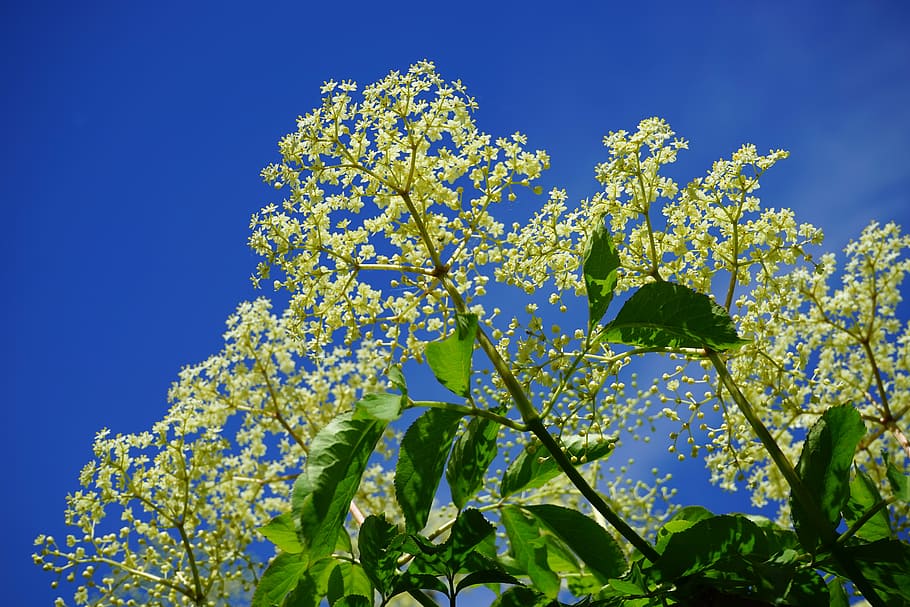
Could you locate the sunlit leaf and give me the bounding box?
[650,515,768,582]
[791,405,865,551]
[292,413,386,563]
[259,512,302,554]
[354,392,404,422]
[601,281,748,351]
[883,451,910,502]
[500,505,562,598]
[583,221,621,331]
[844,470,892,541]
[446,412,501,510]
[425,314,478,397]
[395,408,464,532]
[500,434,616,497]
[523,504,627,583]
[251,552,308,607]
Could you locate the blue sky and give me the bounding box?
[4,1,910,604]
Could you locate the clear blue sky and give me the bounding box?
[4,1,910,604]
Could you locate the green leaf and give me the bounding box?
[600,281,749,351]
[354,392,404,422]
[443,508,496,571]
[655,506,714,553]
[583,221,621,331]
[523,504,627,583]
[827,578,849,607]
[649,515,768,582]
[358,514,403,597]
[839,539,910,604]
[259,512,303,554]
[883,451,910,502]
[404,510,497,582]
[844,469,892,541]
[500,505,562,598]
[446,412,501,510]
[283,559,346,607]
[395,408,464,532]
[332,596,373,607]
[388,365,407,395]
[490,586,551,607]
[252,552,307,607]
[500,434,616,497]
[325,562,373,606]
[791,405,865,551]
[607,578,646,596]
[425,314,478,397]
[292,413,387,564]
[455,569,521,594]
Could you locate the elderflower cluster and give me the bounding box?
[716,221,910,520]
[249,60,549,357]
[34,299,398,606]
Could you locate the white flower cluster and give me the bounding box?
[249,60,549,357]
[34,299,396,606]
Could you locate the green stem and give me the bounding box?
[410,400,527,431]
[526,417,659,562]
[706,351,886,607]
[437,276,658,561]
[836,497,894,547]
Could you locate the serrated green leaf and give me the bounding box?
[883,451,910,502]
[252,552,307,607]
[407,511,501,588]
[354,392,404,422]
[607,578,646,596]
[583,222,621,331]
[392,571,449,596]
[839,539,910,604]
[292,413,386,564]
[523,504,627,583]
[455,569,521,594]
[791,405,865,551]
[500,434,616,497]
[388,365,407,394]
[395,408,464,532]
[500,505,562,598]
[649,515,768,582]
[332,595,373,607]
[844,470,892,541]
[446,412,501,510]
[444,508,495,569]
[425,314,478,397]
[259,512,303,554]
[358,515,403,597]
[324,562,373,606]
[282,559,344,607]
[655,506,714,553]
[601,281,748,351]
[490,586,549,607]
